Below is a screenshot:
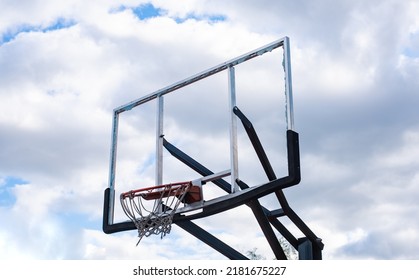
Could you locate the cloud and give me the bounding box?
[1,0,419,260]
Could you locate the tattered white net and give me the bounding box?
[120,182,192,245]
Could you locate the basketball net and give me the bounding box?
[120,182,192,245]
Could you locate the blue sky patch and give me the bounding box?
[110,3,164,20]
[174,13,227,24]
[0,176,28,207]
[1,17,76,45]
[111,3,226,24]
[132,3,164,20]
[42,17,76,32]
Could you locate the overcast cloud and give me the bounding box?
[1,0,419,260]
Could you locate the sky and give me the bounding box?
[1,0,419,260]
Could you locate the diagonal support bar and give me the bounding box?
[268,217,299,249]
[233,106,276,180]
[163,138,231,193]
[234,106,324,252]
[176,220,248,260]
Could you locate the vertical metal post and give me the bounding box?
[283,36,295,131]
[156,95,164,186]
[298,237,313,260]
[228,66,239,193]
[107,110,120,225]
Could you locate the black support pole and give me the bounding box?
[234,106,324,257]
[233,106,276,180]
[176,220,248,260]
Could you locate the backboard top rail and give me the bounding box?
[114,37,291,121]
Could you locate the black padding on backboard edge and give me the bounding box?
[102,187,136,234]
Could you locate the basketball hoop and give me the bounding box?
[120,181,201,245]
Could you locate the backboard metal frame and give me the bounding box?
[105,37,294,225]
[102,37,324,259]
